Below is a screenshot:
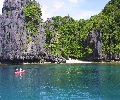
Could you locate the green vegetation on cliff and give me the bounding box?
[24,0,120,61]
[24,0,42,35]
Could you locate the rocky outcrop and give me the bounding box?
[43,18,66,63]
[0,0,66,64]
[87,30,102,61]
[0,15,3,57]
[0,0,46,63]
[1,0,27,60]
[87,30,120,62]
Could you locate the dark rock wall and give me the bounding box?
[1,0,28,60]
[0,0,46,62]
[87,30,102,61]
[0,15,3,57]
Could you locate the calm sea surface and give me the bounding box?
[0,63,120,100]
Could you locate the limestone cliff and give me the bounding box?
[0,0,46,63]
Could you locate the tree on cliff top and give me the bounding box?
[24,0,42,35]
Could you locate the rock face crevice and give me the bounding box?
[0,0,47,63]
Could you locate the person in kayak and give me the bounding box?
[15,68,23,72]
[16,68,19,72]
[20,68,22,72]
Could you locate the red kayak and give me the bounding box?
[15,70,25,74]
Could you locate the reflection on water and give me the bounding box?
[0,64,120,100]
[15,72,25,79]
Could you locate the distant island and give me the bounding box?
[0,0,120,64]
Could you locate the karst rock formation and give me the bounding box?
[0,0,46,63]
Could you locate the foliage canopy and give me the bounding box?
[24,0,120,61]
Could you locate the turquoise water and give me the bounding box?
[0,64,120,100]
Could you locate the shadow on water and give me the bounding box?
[0,63,120,100]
